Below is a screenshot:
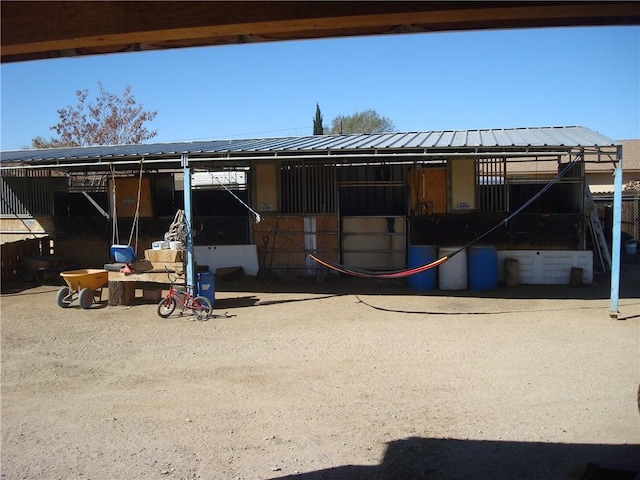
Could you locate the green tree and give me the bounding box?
[31,82,158,148]
[330,109,396,134]
[313,103,324,135]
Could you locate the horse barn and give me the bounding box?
[0,125,627,314]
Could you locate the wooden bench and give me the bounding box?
[107,261,184,306]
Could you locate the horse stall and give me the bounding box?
[0,128,624,310]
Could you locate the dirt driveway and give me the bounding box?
[1,263,639,480]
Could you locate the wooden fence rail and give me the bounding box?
[1,236,52,283]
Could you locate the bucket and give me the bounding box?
[110,245,136,263]
[169,241,182,250]
[407,245,437,290]
[468,246,498,291]
[196,271,215,306]
[438,247,467,290]
[625,240,637,256]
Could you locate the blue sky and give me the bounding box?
[1,26,638,150]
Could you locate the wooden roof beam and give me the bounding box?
[2,1,639,63]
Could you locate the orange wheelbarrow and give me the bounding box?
[57,269,109,309]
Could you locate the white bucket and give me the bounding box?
[438,246,467,290]
[169,241,183,250]
[625,240,637,256]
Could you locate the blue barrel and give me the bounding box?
[407,245,437,290]
[196,272,216,305]
[468,246,498,291]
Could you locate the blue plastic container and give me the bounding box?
[468,246,498,291]
[110,244,136,263]
[407,245,437,290]
[196,271,216,306]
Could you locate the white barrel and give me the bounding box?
[438,246,467,290]
[504,257,520,287]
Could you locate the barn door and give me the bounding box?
[409,167,447,215]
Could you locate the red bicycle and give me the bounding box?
[157,269,212,321]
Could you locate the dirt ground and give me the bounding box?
[1,260,639,480]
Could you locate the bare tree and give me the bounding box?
[31,82,158,148]
[31,136,60,149]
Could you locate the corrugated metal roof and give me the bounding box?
[0,126,619,165]
[508,139,639,174]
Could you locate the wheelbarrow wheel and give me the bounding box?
[157,297,176,318]
[194,296,212,321]
[56,287,72,308]
[78,288,94,309]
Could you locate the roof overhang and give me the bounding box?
[0,127,621,173]
[2,1,639,63]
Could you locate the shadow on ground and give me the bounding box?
[216,255,640,302]
[3,255,638,305]
[275,436,640,480]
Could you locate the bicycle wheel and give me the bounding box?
[157,296,177,318]
[78,288,94,309]
[193,296,212,321]
[56,286,71,308]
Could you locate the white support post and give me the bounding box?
[609,145,623,319]
[182,154,196,294]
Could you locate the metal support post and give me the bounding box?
[609,145,623,319]
[182,154,196,294]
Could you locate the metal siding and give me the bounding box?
[308,136,348,150]
[421,131,442,147]
[400,132,426,148]
[437,131,455,147]
[1,126,619,165]
[480,129,499,146]
[458,130,469,146]
[307,136,346,150]
[0,176,54,216]
[388,132,414,148]
[463,130,480,147]
[515,128,540,145]
[364,134,398,148]
[499,129,525,146]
